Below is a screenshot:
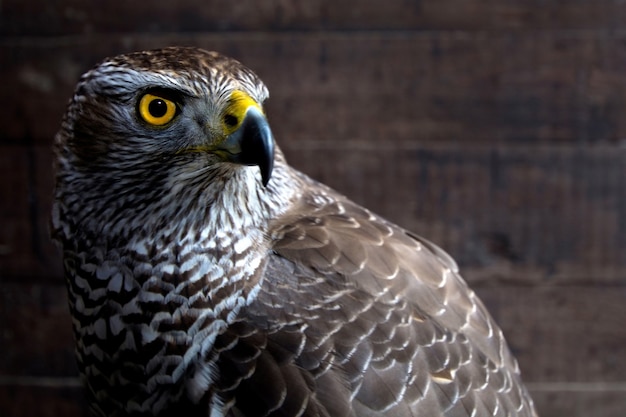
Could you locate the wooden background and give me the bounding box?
[1,1,625,416]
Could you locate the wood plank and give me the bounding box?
[1,383,625,417]
[3,0,626,35]
[0,384,88,417]
[2,283,625,417]
[1,143,623,284]
[1,382,624,417]
[529,388,626,417]
[475,286,626,384]
[286,145,626,285]
[1,283,624,384]
[0,146,62,282]
[0,284,76,377]
[3,31,626,146]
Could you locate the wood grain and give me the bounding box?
[4,0,626,35]
[2,283,625,416]
[4,32,626,146]
[0,146,61,282]
[1,2,625,416]
[1,144,623,285]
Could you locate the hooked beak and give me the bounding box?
[217,107,275,187]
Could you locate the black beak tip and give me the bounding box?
[238,110,275,187]
[260,146,274,187]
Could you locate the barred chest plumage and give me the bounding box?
[57,172,279,416]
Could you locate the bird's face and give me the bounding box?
[60,47,274,187]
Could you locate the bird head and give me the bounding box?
[57,47,275,188]
[52,47,290,244]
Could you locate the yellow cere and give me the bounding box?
[222,90,263,135]
[138,93,177,126]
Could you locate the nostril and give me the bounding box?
[223,114,238,128]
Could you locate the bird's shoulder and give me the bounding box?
[266,177,470,335]
[208,176,534,416]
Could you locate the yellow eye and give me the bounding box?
[138,93,177,126]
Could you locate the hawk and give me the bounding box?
[51,47,538,417]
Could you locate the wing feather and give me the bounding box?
[224,181,536,416]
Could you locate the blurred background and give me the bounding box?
[1,1,625,416]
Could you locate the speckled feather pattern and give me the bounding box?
[51,47,538,417]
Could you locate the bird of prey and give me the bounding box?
[51,46,538,417]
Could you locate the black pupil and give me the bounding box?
[149,99,168,118]
[224,114,238,127]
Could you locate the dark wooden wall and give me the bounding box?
[1,1,625,416]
